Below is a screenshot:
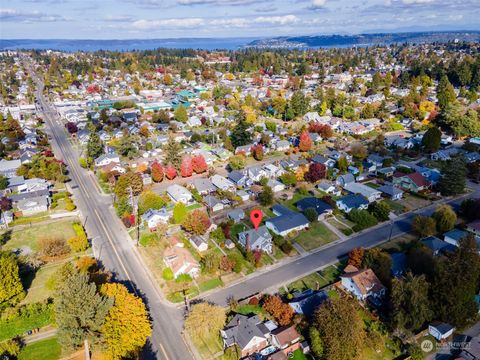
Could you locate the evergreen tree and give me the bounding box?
[55,272,113,350]
[87,132,103,160]
[290,91,308,117]
[230,111,252,149]
[163,135,182,169]
[438,156,467,195]
[437,75,456,110]
[422,126,442,153]
[391,273,433,332]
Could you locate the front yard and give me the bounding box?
[294,221,338,251]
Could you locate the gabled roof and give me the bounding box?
[267,213,309,233]
[341,267,386,296]
[337,194,369,209]
[394,172,429,188]
[271,326,300,347]
[296,197,333,214]
[223,314,267,350]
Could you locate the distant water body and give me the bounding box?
[0,38,255,52]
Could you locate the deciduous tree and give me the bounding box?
[411,215,436,237]
[262,295,294,326]
[100,283,151,360]
[182,210,211,235]
[304,163,326,183]
[298,131,312,152]
[191,155,208,174]
[0,252,24,308]
[180,157,193,177]
[184,302,226,342]
[432,205,457,233]
[151,161,164,182]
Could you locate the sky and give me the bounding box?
[0,0,479,39]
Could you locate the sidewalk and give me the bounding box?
[24,327,57,344]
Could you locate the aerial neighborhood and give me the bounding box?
[0,40,480,360]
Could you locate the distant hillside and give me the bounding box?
[247,31,480,48]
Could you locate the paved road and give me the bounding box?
[204,186,479,306]
[29,64,191,360]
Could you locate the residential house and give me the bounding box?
[422,236,456,256]
[288,289,328,317]
[17,196,49,216]
[267,179,285,193]
[378,184,403,201]
[235,144,253,155]
[266,212,309,237]
[444,229,480,249]
[428,322,455,341]
[238,226,273,254]
[211,174,236,192]
[270,326,301,355]
[221,314,274,358]
[316,181,341,196]
[192,178,216,195]
[247,166,268,182]
[163,245,200,279]
[312,155,336,168]
[295,197,333,220]
[0,159,21,178]
[467,220,480,237]
[204,195,224,212]
[227,208,245,223]
[343,182,382,203]
[166,184,193,204]
[336,173,355,187]
[94,153,121,167]
[189,235,209,252]
[228,170,251,188]
[237,190,250,202]
[141,208,170,231]
[390,252,407,277]
[340,265,386,301]
[336,194,369,213]
[376,167,396,178]
[274,140,290,151]
[392,172,430,193]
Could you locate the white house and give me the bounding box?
[94,154,120,167]
[211,174,236,192]
[166,184,193,204]
[141,208,170,230]
[17,196,49,216]
[189,235,209,252]
[428,322,455,341]
[267,179,285,193]
[343,182,382,203]
[340,265,386,301]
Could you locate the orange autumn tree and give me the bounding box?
[298,131,312,152]
[262,295,294,326]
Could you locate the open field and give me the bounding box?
[295,221,338,251]
[18,337,62,360]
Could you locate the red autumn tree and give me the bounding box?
[304,163,326,182]
[191,155,208,174]
[262,295,294,326]
[151,161,164,182]
[165,165,177,180]
[298,131,312,152]
[65,122,78,134]
[308,123,333,138]
[251,144,264,161]
[180,157,193,177]
[348,247,365,268]
[182,210,211,235]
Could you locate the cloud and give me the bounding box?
[131,17,205,30]
[0,8,67,22]
[402,0,434,3]
[210,14,298,28]
[310,0,327,9]
[103,15,135,22]
[177,0,257,5]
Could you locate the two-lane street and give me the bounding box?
[31,67,192,360]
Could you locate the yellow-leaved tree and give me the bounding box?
[100,283,152,360]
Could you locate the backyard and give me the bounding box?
[18,337,62,360]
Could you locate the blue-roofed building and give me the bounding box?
[176,90,197,101]
[336,194,369,213]
[288,289,328,317]
[444,229,480,250]
[295,197,333,220]
[378,184,403,201]
[390,252,407,277]
[422,236,456,256]
[266,213,309,237]
[271,204,294,216]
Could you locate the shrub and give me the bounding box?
[79,157,88,168]
[67,235,89,252]
[347,209,378,231]
[75,256,98,273]
[0,338,22,358]
[304,207,318,222]
[65,198,76,211]
[176,273,192,283]
[162,268,174,281]
[280,241,294,254]
[38,238,70,258]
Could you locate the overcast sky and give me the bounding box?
[1,0,479,39]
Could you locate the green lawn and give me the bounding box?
[1,220,76,252]
[0,307,54,342]
[18,337,62,360]
[280,192,308,211]
[235,304,265,316]
[291,349,314,360]
[287,272,324,292]
[318,265,342,288]
[365,182,380,189]
[384,199,406,214]
[229,223,249,240]
[22,262,64,304]
[295,221,338,251]
[189,333,224,360]
[198,278,223,292]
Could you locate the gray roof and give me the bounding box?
[204,195,222,208]
[238,225,272,250]
[9,189,49,202]
[227,208,245,220]
[17,196,48,210]
[192,178,216,193]
[223,314,266,349]
[378,184,403,197]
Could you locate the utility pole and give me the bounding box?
[128,186,140,246]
